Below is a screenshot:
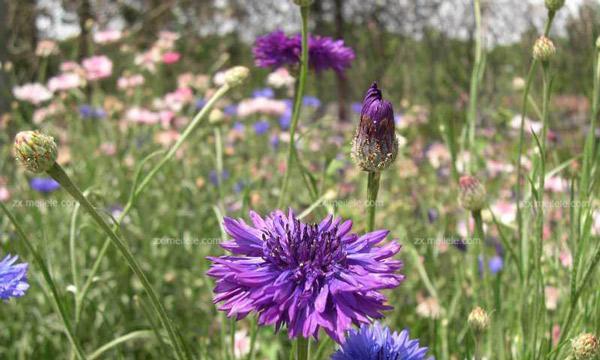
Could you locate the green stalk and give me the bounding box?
[296,337,309,360]
[466,0,485,174]
[0,202,87,360]
[472,210,487,305]
[366,171,381,232]
[277,5,310,208]
[536,63,551,271]
[75,83,232,317]
[46,163,188,360]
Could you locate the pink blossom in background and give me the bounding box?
[233,330,251,358]
[125,107,160,125]
[93,29,123,44]
[159,111,175,128]
[99,142,117,156]
[117,74,145,90]
[237,98,287,118]
[82,56,113,81]
[267,67,295,89]
[156,31,179,50]
[35,40,58,57]
[0,186,10,202]
[60,61,82,73]
[33,102,64,124]
[162,52,181,64]
[48,73,83,92]
[13,83,53,105]
[491,200,517,224]
[545,286,560,311]
[163,87,193,112]
[135,48,161,72]
[544,176,568,193]
[559,248,573,268]
[154,130,180,147]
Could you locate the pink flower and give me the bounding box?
[559,249,573,268]
[545,176,567,193]
[125,107,160,124]
[267,67,295,89]
[82,56,113,81]
[545,286,560,311]
[0,186,10,202]
[162,52,181,64]
[93,29,122,44]
[491,200,517,224]
[234,330,251,358]
[99,142,117,156]
[13,83,53,105]
[237,98,287,118]
[48,73,83,92]
[60,61,82,72]
[117,74,145,90]
[163,87,193,112]
[36,40,58,57]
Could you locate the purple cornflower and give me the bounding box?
[303,96,321,108]
[30,177,60,193]
[0,254,29,300]
[224,104,238,117]
[252,87,275,99]
[209,170,230,186]
[207,210,404,342]
[351,102,362,114]
[79,104,106,119]
[253,30,355,74]
[332,322,431,360]
[253,120,270,135]
[279,99,293,130]
[195,98,207,110]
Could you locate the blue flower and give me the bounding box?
[233,122,245,133]
[270,134,280,149]
[30,177,60,193]
[351,102,362,114]
[223,104,238,117]
[0,254,29,300]
[279,99,293,130]
[488,256,504,274]
[252,87,274,99]
[196,98,207,110]
[303,96,321,108]
[253,120,270,135]
[332,322,431,360]
[79,104,106,119]
[209,170,230,186]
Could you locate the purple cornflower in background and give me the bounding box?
[79,104,106,119]
[394,114,403,126]
[253,30,355,74]
[209,170,230,186]
[270,134,280,149]
[351,102,362,114]
[332,322,431,360]
[30,177,60,193]
[303,96,321,108]
[207,210,404,342]
[279,99,293,130]
[252,87,275,99]
[224,104,238,117]
[488,256,504,274]
[0,254,29,300]
[195,98,207,110]
[253,120,270,135]
[427,209,438,223]
[233,122,245,133]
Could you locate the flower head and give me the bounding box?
[571,333,599,360]
[533,36,556,62]
[331,322,430,360]
[459,176,487,211]
[14,131,58,173]
[207,210,404,343]
[30,177,60,193]
[545,0,565,12]
[351,83,398,172]
[82,55,113,81]
[253,31,354,74]
[468,307,490,333]
[13,83,53,105]
[0,254,29,300]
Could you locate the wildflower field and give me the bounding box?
[1,0,600,359]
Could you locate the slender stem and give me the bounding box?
[466,0,484,173]
[296,337,309,360]
[536,63,551,271]
[75,83,232,319]
[0,202,87,360]
[472,210,487,305]
[278,5,309,208]
[46,163,188,360]
[366,171,381,232]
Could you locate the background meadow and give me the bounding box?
[0,0,599,359]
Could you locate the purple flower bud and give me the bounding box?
[351,82,398,172]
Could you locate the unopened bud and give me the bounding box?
[545,0,565,12]
[571,333,599,360]
[468,306,490,332]
[533,36,556,62]
[351,82,398,172]
[14,131,58,173]
[223,66,249,88]
[209,109,225,124]
[459,175,487,211]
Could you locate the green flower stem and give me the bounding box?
[75,83,232,318]
[536,63,551,271]
[46,163,187,360]
[296,337,310,360]
[472,210,487,305]
[515,11,556,276]
[465,0,485,174]
[366,171,381,232]
[0,202,87,360]
[277,5,309,208]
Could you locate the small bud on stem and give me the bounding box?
[14,131,58,173]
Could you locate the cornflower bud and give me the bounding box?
[14,131,58,173]
[459,175,487,211]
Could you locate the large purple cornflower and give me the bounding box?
[0,254,29,300]
[331,322,431,360]
[207,210,404,343]
[253,30,355,74]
